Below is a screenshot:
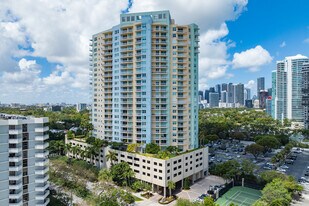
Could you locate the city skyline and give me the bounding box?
[0,0,309,104]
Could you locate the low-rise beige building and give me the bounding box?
[66,138,208,197]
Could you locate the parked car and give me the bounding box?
[281,165,289,169]
[277,168,286,172]
[263,166,272,170]
[197,194,208,201]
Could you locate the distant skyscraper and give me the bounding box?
[244,88,251,100]
[267,88,272,97]
[215,84,221,100]
[273,55,309,122]
[209,87,215,93]
[204,89,210,102]
[227,83,234,103]
[271,71,276,119]
[245,100,253,108]
[259,90,269,108]
[302,63,309,129]
[76,103,87,112]
[257,77,265,98]
[209,93,219,108]
[198,91,204,100]
[221,83,228,92]
[266,96,272,115]
[234,83,244,105]
[221,91,227,103]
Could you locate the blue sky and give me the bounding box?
[216,0,309,91]
[0,0,308,104]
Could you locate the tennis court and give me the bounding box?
[216,186,261,206]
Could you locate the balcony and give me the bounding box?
[35,142,49,150]
[35,190,50,200]
[9,148,22,153]
[9,156,22,162]
[9,137,22,144]
[35,151,49,158]
[35,134,49,141]
[35,126,49,133]
[35,182,49,192]
[9,173,22,181]
[35,175,49,184]
[9,190,22,200]
[9,182,22,190]
[35,159,49,167]
[9,129,22,135]
[35,167,49,175]
[36,198,50,206]
[9,165,22,172]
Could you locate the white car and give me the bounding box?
[277,168,286,172]
[281,165,289,169]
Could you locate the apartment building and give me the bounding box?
[272,55,309,122]
[0,114,49,206]
[90,10,199,151]
[302,63,309,129]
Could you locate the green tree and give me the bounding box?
[203,196,218,206]
[132,180,144,192]
[166,146,180,153]
[260,171,287,183]
[106,150,118,166]
[245,144,264,159]
[183,178,190,190]
[241,159,256,176]
[205,134,219,142]
[98,169,112,182]
[167,180,176,197]
[145,143,160,154]
[214,160,241,181]
[110,162,134,186]
[176,198,202,206]
[256,136,280,153]
[260,179,292,205]
[127,143,139,153]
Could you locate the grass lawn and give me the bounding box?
[216,186,261,206]
[133,195,143,201]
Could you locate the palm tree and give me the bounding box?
[106,151,117,166]
[71,146,80,158]
[167,181,175,197]
[55,141,65,155]
[123,167,135,187]
[85,146,97,165]
[79,149,86,160]
[64,143,72,155]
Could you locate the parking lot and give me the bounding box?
[285,148,309,181]
[208,140,275,173]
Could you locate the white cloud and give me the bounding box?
[304,38,309,44]
[232,45,273,72]
[0,0,248,103]
[280,41,286,48]
[245,80,255,89]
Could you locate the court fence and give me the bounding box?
[216,178,265,199]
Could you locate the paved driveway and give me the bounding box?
[177,175,225,201]
[135,175,225,206]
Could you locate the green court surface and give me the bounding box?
[216,186,261,206]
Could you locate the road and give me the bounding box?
[285,149,309,180]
